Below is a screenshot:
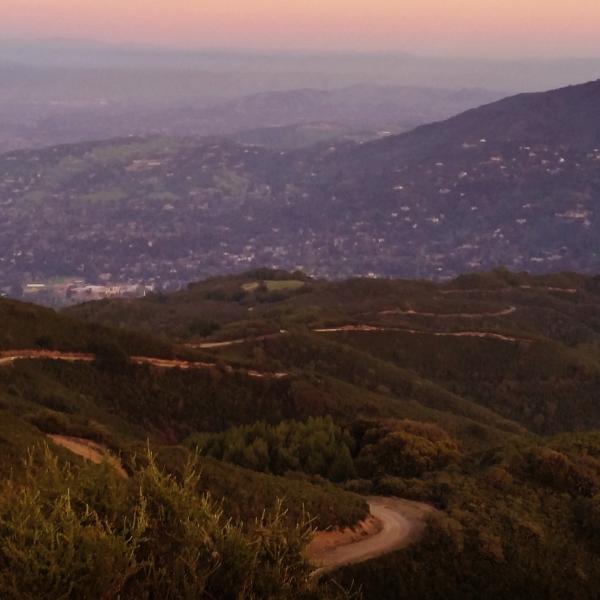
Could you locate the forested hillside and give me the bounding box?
[5,269,600,597]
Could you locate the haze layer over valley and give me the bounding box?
[2,76,600,305]
[2,39,600,153]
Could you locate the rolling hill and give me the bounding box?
[0,71,499,153]
[351,78,600,163]
[2,79,600,298]
[3,269,599,597]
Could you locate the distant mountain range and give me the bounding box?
[3,38,600,91]
[1,79,600,298]
[0,75,499,153]
[183,85,501,134]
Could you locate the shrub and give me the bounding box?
[527,447,600,497]
[0,447,347,599]
[354,419,460,478]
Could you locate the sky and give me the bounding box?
[3,0,600,58]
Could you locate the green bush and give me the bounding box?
[527,447,600,497]
[0,447,348,599]
[354,419,460,478]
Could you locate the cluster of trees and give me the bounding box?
[353,419,461,479]
[193,417,462,485]
[193,416,357,482]
[0,447,350,599]
[527,446,600,497]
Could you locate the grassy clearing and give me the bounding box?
[242,280,306,293]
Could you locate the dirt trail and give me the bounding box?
[0,350,288,379]
[379,306,516,318]
[308,497,434,576]
[188,321,527,349]
[48,434,128,479]
[0,312,526,376]
[188,331,286,350]
[314,325,385,333]
[0,350,94,366]
[314,325,525,343]
[520,285,578,294]
[189,339,246,349]
[441,286,578,295]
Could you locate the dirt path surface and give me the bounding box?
[188,321,528,350]
[48,434,128,479]
[379,306,517,318]
[0,350,288,379]
[314,325,383,333]
[0,350,94,365]
[441,286,578,295]
[314,325,526,343]
[308,497,435,575]
[189,339,247,349]
[188,331,286,350]
[520,285,578,294]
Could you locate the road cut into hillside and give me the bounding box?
[308,497,435,576]
[379,306,517,318]
[188,331,286,350]
[0,350,288,379]
[314,324,526,343]
[440,286,578,295]
[188,321,529,350]
[0,350,95,365]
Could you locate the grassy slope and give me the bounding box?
[10,271,600,597]
[67,269,600,434]
[0,297,369,529]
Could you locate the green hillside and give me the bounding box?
[4,270,600,597]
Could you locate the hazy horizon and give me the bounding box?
[4,1,600,59]
[3,36,600,62]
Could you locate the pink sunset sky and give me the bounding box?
[3,0,600,57]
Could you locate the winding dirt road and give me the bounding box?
[441,286,578,295]
[308,497,434,576]
[0,350,288,379]
[189,317,527,350]
[379,306,517,318]
[314,324,526,343]
[188,331,287,350]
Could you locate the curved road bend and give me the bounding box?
[309,497,434,576]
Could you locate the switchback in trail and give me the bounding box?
[308,497,435,576]
[189,319,529,350]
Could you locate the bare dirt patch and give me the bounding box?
[48,434,128,479]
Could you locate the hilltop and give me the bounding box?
[351,78,600,164]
